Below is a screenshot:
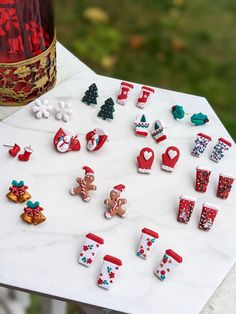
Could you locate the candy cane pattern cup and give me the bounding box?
[136,228,159,259]
[79,233,104,267]
[191,133,212,157]
[97,255,122,289]
[217,173,235,200]
[210,138,232,162]
[195,166,211,193]
[177,195,196,223]
[198,202,219,231]
[154,249,183,281]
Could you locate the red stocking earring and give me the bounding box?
[3,144,21,157]
[18,146,33,161]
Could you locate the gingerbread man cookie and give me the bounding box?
[104,184,127,219]
[70,166,97,202]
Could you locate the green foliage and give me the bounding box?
[56,0,236,138]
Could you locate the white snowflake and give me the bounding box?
[32,99,53,119]
[54,101,74,122]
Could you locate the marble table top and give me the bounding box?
[0,45,236,314]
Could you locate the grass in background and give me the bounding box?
[55,0,236,138]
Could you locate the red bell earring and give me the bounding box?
[3,144,21,157]
[18,146,33,161]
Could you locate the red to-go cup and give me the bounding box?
[195,166,211,193]
[217,173,235,200]
[198,202,219,231]
[177,195,196,224]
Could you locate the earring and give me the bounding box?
[3,143,21,157]
[136,86,154,109]
[18,146,33,161]
[32,99,53,119]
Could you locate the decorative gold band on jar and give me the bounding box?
[0,35,57,106]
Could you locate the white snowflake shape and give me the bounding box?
[32,99,53,119]
[54,101,74,122]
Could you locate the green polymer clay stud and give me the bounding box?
[190,113,209,126]
[171,105,185,120]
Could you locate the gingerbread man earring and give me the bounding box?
[70,166,97,202]
[104,184,127,219]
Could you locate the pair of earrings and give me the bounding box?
[54,127,108,153]
[82,84,116,121]
[137,146,180,174]
[177,195,219,232]
[195,166,234,199]
[134,113,167,143]
[171,105,209,126]
[70,167,127,219]
[78,233,122,290]
[136,228,183,282]
[32,99,73,122]
[6,180,46,225]
[3,143,33,161]
[192,133,232,162]
[116,81,155,109]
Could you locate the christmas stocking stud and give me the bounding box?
[104,184,127,219]
[18,146,33,161]
[116,81,134,105]
[210,138,232,162]
[136,228,159,259]
[97,98,115,120]
[134,113,150,136]
[86,128,108,152]
[195,166,211,193]
[151,120,167,143]
[21,200,46,225]
[198,202,219,231]
[177,195,196,224]
[54,128,81,153]
[191,133,212,157]
[79,233,104,267]
[98,255,122,289]
[137,147,154,174]
[3,143,21,157]
[217,173,235,200]
[6,180,31,203]
[154,249,183,281]
[161,146,180,172]
[82,83,98,105]
[136,86,155,109]
[70,166,96,202]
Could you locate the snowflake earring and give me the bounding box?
[54,101,74,122]
[32,99,53,119]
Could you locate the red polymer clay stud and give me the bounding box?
[137,147,155,174]
[161,146,180,172]
[3,143,21,157]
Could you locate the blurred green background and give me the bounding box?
[55,0,236,139]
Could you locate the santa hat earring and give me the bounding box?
[112,184,126,195]
[83,166,94,177]
[18,146,33,161]
[3,143,21,157]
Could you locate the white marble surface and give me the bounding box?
[0,71,236,314]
